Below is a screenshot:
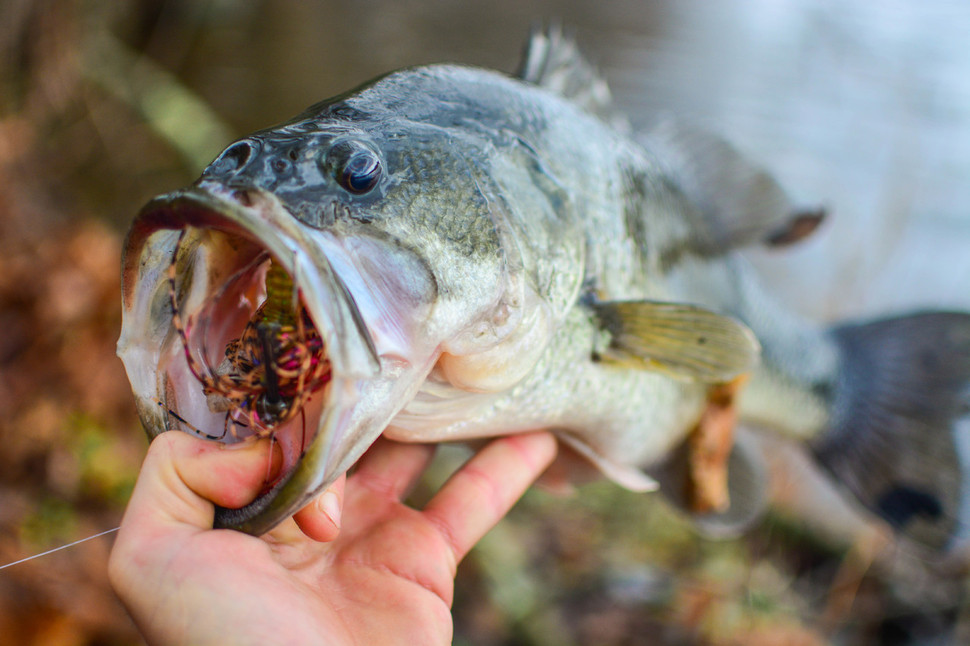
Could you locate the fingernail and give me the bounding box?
[318,491,341,529]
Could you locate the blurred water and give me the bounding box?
[598,0,970,318]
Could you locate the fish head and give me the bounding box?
[118,85,543,534]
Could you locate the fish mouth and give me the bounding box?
[119,182,380,535]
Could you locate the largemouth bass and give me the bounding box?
[118,28,970,551]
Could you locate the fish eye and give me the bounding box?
[326,141,382,195]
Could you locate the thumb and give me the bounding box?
[118,431,279,536]
[109,432,280,642]
[110,431,278,603]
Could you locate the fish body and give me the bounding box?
[118,29,970,549]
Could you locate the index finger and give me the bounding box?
[421,431,557,564]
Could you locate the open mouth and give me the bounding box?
[161,228,331,493]
[120,184,381,534]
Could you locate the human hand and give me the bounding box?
[108,430,557,646]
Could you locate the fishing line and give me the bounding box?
[0,527,119,571]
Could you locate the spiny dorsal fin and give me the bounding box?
[593,300,761,383]
[644,119,826,254]
[516,24,629,131]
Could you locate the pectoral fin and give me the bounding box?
[593,301,760,383]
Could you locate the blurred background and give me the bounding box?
[1,0,969,644]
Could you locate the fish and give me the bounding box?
[117,26,970,553]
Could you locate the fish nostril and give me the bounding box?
[227,141,254,168]
[272,158,289,173]
[211,141,255,175]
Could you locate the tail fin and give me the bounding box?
[812,312,970,552]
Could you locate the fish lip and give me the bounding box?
[120,183,380,535]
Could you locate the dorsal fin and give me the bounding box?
[516,25,629,131]
[644,119,826,255]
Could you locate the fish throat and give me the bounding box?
[213,261,330,429]
[165,231,331,455]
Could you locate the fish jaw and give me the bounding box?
[118,183,441,535]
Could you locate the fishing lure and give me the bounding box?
[163,232,331,442]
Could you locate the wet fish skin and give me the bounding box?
[277,68,743,486]
[119,28,970,549]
